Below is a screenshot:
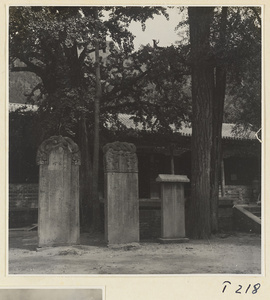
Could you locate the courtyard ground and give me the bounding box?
[9,230,261,274]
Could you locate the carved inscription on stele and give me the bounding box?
[103,141,138,173]
[36,136,81,166]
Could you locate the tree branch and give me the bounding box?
[10,66,33,72]
[16,54,45,77]
[25,82,44,101]
[105,69,149,100]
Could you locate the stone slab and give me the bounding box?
[104,141,139,245]
[37,136,80,247]
[160,182,186,238]
[105,172,139,244]
[156,174,190,183]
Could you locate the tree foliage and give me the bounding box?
[215,7,261,132]
[175,6,261,132]
[10,6,194,140]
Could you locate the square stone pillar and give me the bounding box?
[103,141,139,245]
[156,174,190,243]
[36,136,81,247]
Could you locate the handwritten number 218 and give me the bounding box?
[222,281,261,294]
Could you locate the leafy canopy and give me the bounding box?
[10,6,193,139]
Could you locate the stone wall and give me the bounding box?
[139,208,161,239]
[219,185,254,203]
[9,184,38,228]
[139,200,235,237]
[9,184,254,210]
[9,184,38,210]
[9,183,251,234]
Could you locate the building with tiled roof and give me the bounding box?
[9,103,256,140]
[9,100,261,234]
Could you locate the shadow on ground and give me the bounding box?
[9,229,107,251]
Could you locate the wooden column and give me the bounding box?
[221,158,226,197]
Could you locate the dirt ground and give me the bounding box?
[9,230,261,274]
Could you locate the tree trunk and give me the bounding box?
[210,7,228,233]
[188,7,214,239]
[79,115,93,230]
[90,8,102,232]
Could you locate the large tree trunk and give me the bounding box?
[188,7,215,239]
[90,8,102,232]
[210,7,228,233]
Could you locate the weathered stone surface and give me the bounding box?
[103,141,139,244]
[157,174,190,240]
[37,135,81,166]
[37,136,80,247]
[103,141,138,173]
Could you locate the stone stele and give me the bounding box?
[103,141,139,245]
[156,174,190,243]
[36,136,81,247]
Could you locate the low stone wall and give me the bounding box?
[9,183,249,234]
[9,184,38,209]
[9,184,39,228]
[140,207,161,239]
[219,185,254,204]
[139,198,235,238]
[10,183,252,209]
[9,209,38,228]
[218,198,234,232]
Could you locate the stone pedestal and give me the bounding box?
[103,141,139,245]
[36,136,81,247]
[156,174,189,243]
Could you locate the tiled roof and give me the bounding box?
[117,113,256,140]
[9,103,38,112]
[9,103,256,140]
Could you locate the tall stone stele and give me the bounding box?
[103,141,139,245]
[36,136,81,247]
